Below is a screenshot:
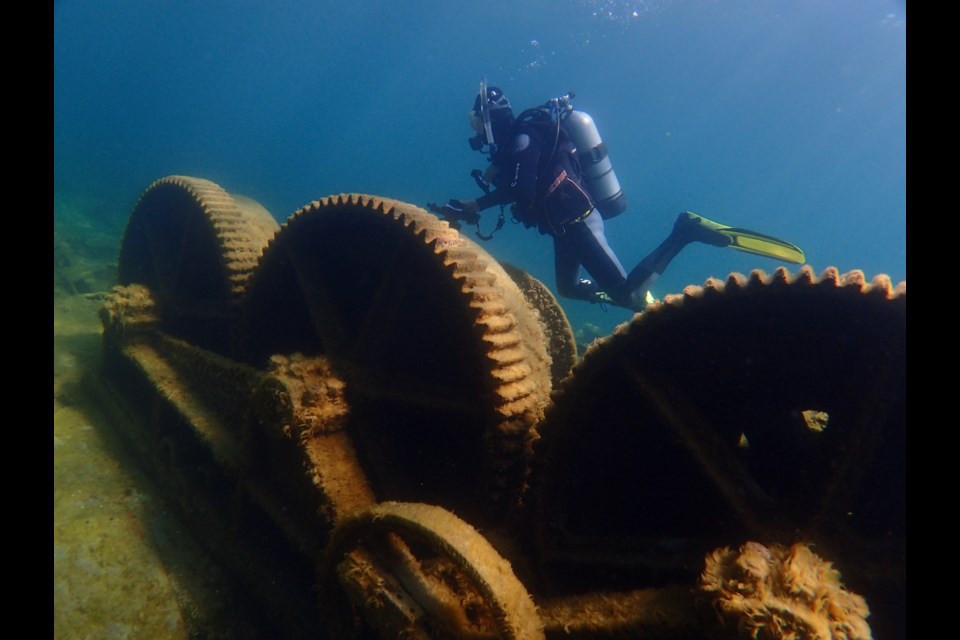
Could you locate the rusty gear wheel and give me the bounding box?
[500,262,578,388]
[319,501,544,640]
[529,266,906,598]
[117,175,278,353]
[239,195,553,524]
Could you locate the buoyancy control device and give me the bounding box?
[514,91,627,220]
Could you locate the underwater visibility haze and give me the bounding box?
[54,0,905,334]
[54,0,906,637]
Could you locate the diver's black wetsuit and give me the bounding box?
[473,121,677,310]
[452,87,806,311]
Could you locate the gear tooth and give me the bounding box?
[452,260,490,278]
[420,226,453,246]
[770,266,791,285]
[795,265,817,286]
[428,232,464,253]
[477,314,517,334]
[473,298,510,317]
[746,269,769,287]
[869,273,893,296]
[682,284,704,300]
[496,395,540,418]
[487,345,527,367]
[841,269,867,289]
[820,266,841,285]
[490,366,526,385]
[492,363,535,388]
[372,196,391,212]
[703,277,725,293]
[483,331,523,352]
[460,280,500,298]
[441,248,475,262]
[726,272,748,290]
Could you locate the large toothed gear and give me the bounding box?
[500,262,578,388]
[103,175,907,639]
[117,175,279,353]
[238,194,553,524]
[528,266,905,619]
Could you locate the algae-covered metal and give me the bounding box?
[98,176,905,639]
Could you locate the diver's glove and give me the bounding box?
[436,199,480,225]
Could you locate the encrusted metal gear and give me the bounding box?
[319,501,544,640]
[238,194,553,525]
[500,262,578,388]
[528,266,905,607]
[101,176,906,638]
[117,175,279,353]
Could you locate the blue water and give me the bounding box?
[54,0,906,336]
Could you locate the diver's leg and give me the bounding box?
[625,211,708,293]
[554,235,591,300]
[554,233,612,302]
[556,212,638,307]
[625,235,684,294]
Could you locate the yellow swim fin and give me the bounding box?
[678,211,806,265]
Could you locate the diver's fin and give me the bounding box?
[677,211,806,264]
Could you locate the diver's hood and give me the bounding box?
[469,79,513,154]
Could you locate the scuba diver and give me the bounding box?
[430,82,805,311]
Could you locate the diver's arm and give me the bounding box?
[470,133,542,213]
[432,189,510,224]
[447,132,542,224]
[471,188,514,212]
[457,172,515,215]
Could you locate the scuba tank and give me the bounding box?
[561,109,628,220]
[469,87,628,226]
